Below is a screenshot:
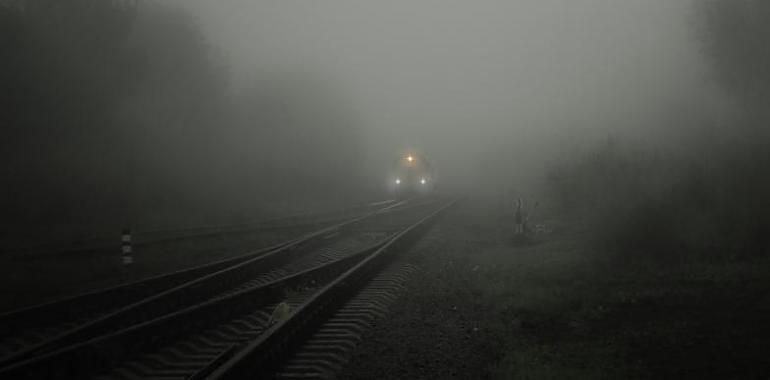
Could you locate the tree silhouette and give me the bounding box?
[698,0,770,119]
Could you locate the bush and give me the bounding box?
[543,135,770,263]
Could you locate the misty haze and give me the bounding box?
[1,0,769,379]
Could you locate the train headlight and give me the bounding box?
[407,155,413,163]
[395,178,401,185]
[420,178,427,185]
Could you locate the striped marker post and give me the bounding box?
[121,228,133,265]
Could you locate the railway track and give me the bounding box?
[0,199,410,369]
[3,199,401,259]
[209,199,457,379]
[276,261,421,379]
[0,240,290,359]
[0,197,456,379]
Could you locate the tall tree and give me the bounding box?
[235,76,364,204]
[0,0,137,238]
[0,0,231,239]
[698,0,770,120]
[696,0,770,255]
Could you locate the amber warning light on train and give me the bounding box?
[389,153,436,196]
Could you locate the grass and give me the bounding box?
[490,342,627,380]
[452,205,770,379]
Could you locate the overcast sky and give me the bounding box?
[166,0,718,192]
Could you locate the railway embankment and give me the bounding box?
[340,200,770,379]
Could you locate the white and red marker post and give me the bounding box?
[121,228,133,265]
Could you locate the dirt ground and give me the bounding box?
[339,199,770,380]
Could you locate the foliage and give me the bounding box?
[0,0,139,238]
[542,1,770,262]
[543,137,770,261]
[235,76,364,202]
[697,0,770,116]
[0,0,365,244]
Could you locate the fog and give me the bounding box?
[4,2,770,377]
[168,0,719,192]
[0,0,749,243]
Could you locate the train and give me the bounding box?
[389,153,436,195]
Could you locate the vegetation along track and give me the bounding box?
[0,199,409,369]
[0,198,452,378]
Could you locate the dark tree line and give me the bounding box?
[1,0,139,241]
[695,0,770,256]
[0,0,365,245]
[698,0,770,123]
[542,0,770,261]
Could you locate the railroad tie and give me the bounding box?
[275,262,420,379]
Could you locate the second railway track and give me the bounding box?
[0,199,411,368]
[0,197,455,378]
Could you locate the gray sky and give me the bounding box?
[167,0,717,192]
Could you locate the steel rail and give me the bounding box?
[3,199,398,258]
[208,198,458,379]
[0,238,294,340]
[0,237,397,379]
[0,199,412,367]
